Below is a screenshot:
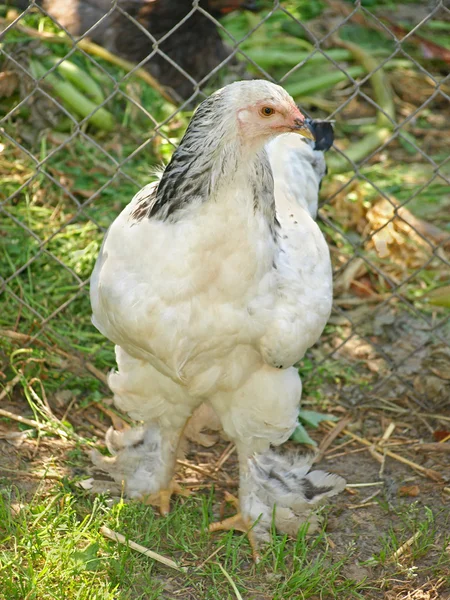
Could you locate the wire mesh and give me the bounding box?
[1,0,449,413]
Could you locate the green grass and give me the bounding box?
[365,503,450,581]
[0,484,369,600]
[2,480,448,599]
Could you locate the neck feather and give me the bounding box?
[143,96,276,230]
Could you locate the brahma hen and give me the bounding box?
[13,0,253,100]
[90,80,345,557]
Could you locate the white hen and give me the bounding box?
[90,80,344,556]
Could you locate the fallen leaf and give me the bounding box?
[350,276,377,298]
[77,478,94,490]
[10,503,26,517]
[0,71,19,97]
[290,423,317,446]
[334,257,366,294]
[399,485,420,497]
[433,430,450,442]
[76,477,122,495]
[299,410,338,428]
[429,366,450,381]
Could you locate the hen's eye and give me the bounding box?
[261,106,275,117]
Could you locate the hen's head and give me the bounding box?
[214,80,314,145]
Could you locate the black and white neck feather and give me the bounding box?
[131,86,277,229]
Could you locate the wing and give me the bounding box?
[90,182,181,380]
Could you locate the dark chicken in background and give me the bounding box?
[11,0,256,101]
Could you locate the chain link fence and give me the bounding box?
[1,0,449,417]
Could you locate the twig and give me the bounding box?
[324,436,354,455]
[418,413,450,423]
[28,377,56,419]
[213,443,235,474]
[346,482,384,488]
[348,501,379,509]
[0,465,62,480]
[0,374,21,402]
[315,415,351,462]
[0,407,56,432]
[348,489,381,509]
[83,413,109,433]
[96,403,130,431]
[0,329,108,386]
[177,459,217,479]
[217,562,244,600]
[368,445,384,465]
[100,526,187,572]
[0,18,176,104]
[0,405,84,441]
[379,422,396,445]
[196,545,225,570]
[61,395,79,423]
[184,481,239,489]
[389,531,422,562]
[413,443,450,453]
[325,445,369,460]
[325,421,443,482]
[333,295,390,305]
[395,205,450,249]
[378,448,386,479]
[381,15,450,65]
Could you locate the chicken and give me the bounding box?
[13,0,252,100]
[90,80,345,557]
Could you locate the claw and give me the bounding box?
[209,497,261,562]
[142,481,190,515]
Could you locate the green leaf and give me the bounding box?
[72,542,100,571]
[422,285,450,308]
[298,410,338,429]
[290,423,317,446]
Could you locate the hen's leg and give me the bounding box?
[91,346,199,514]
[209,365,345,557]
[141,421,192,515]
[91,422,189,513]
[208,450,263,562]
[208,365,300,555]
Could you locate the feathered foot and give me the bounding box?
[247,449,346,538]
[210,449,346,560]
[90,425,188,513]
[209,492,261,562]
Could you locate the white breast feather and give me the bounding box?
[91,132,332,394]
